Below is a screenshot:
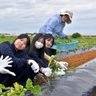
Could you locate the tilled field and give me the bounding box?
[57,50,96,68]
[34,50,96,85]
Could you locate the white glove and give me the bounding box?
[0,55,16,76]
[41,67,52,77]
[56,61,68,70]
[55,69,65,76]
[28,60,39,73]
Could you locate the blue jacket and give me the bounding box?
[39,14,67,38]
[42,48,56,64]
[29,49,48,68]
[0,41,28,68]
[0,41,34,86]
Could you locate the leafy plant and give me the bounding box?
[48,55,65,77]
[0,78,41,96]
[55,35,71,44]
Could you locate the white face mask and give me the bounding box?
[35,41,44,49]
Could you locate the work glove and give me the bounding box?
[55,69,65,76]
[41,67,52,77]
[56,61,68,70]
[28,60,39,73]
[0,55,16,76]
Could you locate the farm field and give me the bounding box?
[0,34,96,96]
[0,35,96,50]
[55,35,96,50]
[57,50,96,68]
[0,35,16,43]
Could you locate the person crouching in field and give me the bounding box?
[43,34,69,76]
[0,34,40,87]
[28,33,52,77]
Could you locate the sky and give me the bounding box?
[0,0,96,35]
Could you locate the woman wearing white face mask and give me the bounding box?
[28,33,52,77]
[29,33,47,68]
[35,41,44,49]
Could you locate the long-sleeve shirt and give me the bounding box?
[29,51,48,68]
[0,41,28,68]
[0,41,33,86]
[39,14,67,38]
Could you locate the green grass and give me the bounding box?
[72,36,96,49]
[0,35,16,43]
[55,36,96,49]
[0,35,96,50]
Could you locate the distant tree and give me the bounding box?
[71,32,81,38]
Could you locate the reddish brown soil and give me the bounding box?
[57,50,96,68]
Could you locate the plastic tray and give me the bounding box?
[52,40,78,52]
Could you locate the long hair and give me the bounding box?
[29,33,45,58]
[44,34,56,57]
[44,33,54,47]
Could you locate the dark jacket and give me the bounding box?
[0,41,34,86]
[0,41,28,68]
[28,49,48,68]
[43,48,56,64]
[44,48,56,56]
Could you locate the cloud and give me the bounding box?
[0,0,96,35]
[0,0,96,18]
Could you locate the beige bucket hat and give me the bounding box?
[60,10,73,22]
